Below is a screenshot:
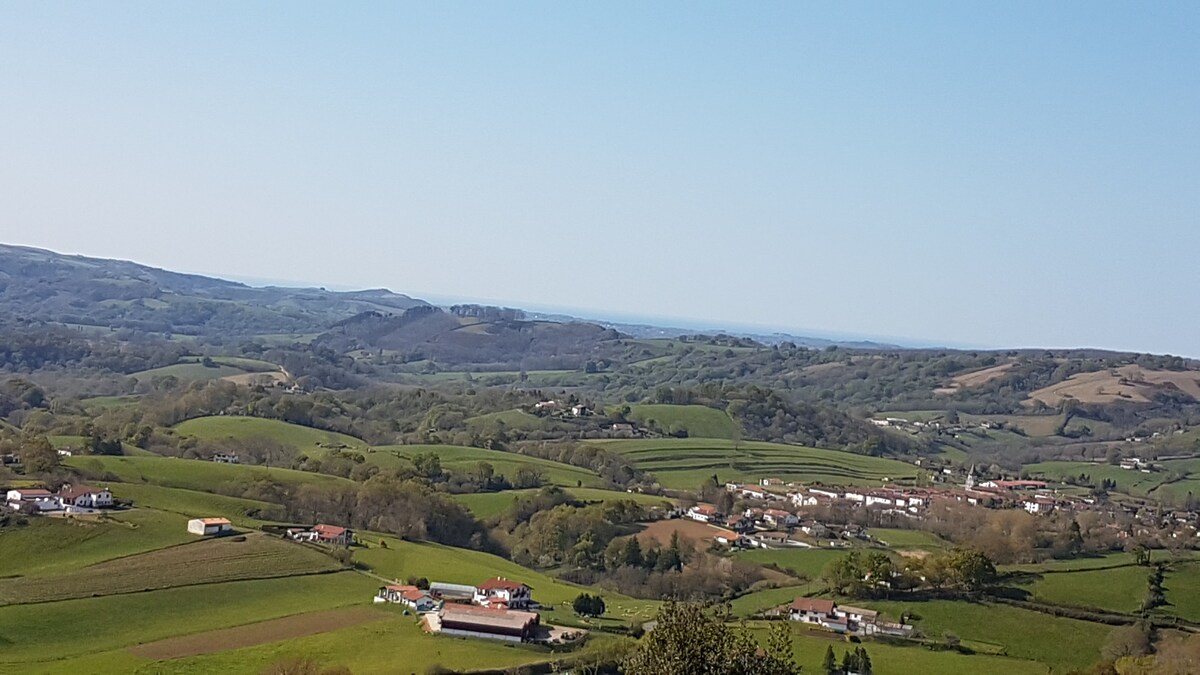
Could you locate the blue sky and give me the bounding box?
[1,2,1197,354]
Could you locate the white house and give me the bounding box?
[58,485,114,509]
[739,486,768,500]
[5,488,63,512]
[789,491,820,508]
[375,584,437,612]
[474,577,533,609]
[686,504,719,523]
[713,529,747,547]
[187,517,232,536]
[762,509,798,528]
[788,598,846,632]
[809,487,843,500]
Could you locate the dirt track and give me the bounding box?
[128,606,389,660]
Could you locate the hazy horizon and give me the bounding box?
[2,3,1196,356]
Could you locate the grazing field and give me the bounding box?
[1164,560,1200,622]
[353,533,656,621]
[623,404,741,439]
[465,409,547,431]
[869,528,950,551]
[173,416,367,454]
[749,623,1051,675]
[105,483,286,523]
[934,362,1015,394]
[594,438,917,490]
[0,572,376,666]
[868,599,1110,672]
[730,583,822,616]
[64,455,353,493]
[0,509,194,577]
[368,444,606,488]
[131,362,249,382]
[1012,565,1147,614]
[0,533,341,605]
[739,548,845,579]
[1024,461,1168,497]
[455,486,673,519]
[128,607,389,660]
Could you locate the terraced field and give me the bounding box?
[593,438,917,489]
[0,533,341,605]
[368,444,606,488]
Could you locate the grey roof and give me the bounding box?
[430,582,476,595]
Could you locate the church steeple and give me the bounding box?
[965,464,976,490]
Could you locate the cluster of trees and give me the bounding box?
[823,548,997,599]
[622,602,798,675]
[822,645,873,675]
[571,593,607,617]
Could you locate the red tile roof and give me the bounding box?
[790,597,836,614]
[477,577,529,592]
[313,524,349,537]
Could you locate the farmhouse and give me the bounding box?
[713,528,747,547]
[187,517,232,536]
[57,484,114,509]
[375,584,437,612]
[5,488,63,512]
[474,577,534,609]
[788,598,844,632]
[762,509,798,528]
[725,515,754,533]
[434,604,539,643]
[312,524,353,545]
[686,504,719,523]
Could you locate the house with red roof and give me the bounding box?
[57,484,113,509]
[375,584,437,612]
[473,577,533,609]
[5,488,63,513]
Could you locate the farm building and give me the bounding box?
[187,517,232,536]
[473,577,533,609]
[289,524,354,545]
[5,488,63,513]
[430,582,476,602]
[57,484,114,509]
[686,504,719,523]
[435,604,539,643]
[376,585,437,612]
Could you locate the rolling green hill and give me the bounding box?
[367,444,606,488]
[63,455,353,493]
[593,438,917,490]
[622,404,742,439]
[172,416,367,454]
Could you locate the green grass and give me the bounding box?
[622,404,741,439]
[1164,559,1200,622]
[78,394,142,410]
[106,483,287,524]
[173,416,366,455]
[867,599,1110,672]
[1023,461,1169,497]
[1012,565,1148,614]
[368,444,606,488]
[0,572,375,665]
[739,548,846,580]
[465,409,548,431]
[63,455,354,493]
[730,583,822,616]
[454,487,674,519]
[593,438,917,490]
[744,622,1051,675]
[131,362,249,381]
[0,509,195,578]
[353,534,657,622]
[0,534,341,605]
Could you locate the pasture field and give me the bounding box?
[368,444,606,488]
[1164,559,1200,622]
[0,572,375,666]
[743,623,1050,675]
[622,404,741,439]
[61,615,634,675]
[1003,551,1158,573]
[1024,461,1168,497]
[105,483,286,524]
[131,362,249,382]
[63,455,354,493]
[594,438,917,490]
[730,583,821,616]
[172,416,367,454]
[465,409,547,431]
[0,509,194,577]
[739,548,845,580]
[0,533,341,605]
[868,599,1110,672]
[454,486,673,519]
[352,533,657,621]
[1011,564,1148,614]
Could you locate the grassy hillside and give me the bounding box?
[454,486,674,519]
[0,509,194,577]
[593,438,917,490]
[108,483,287,524]
[464,409,547,431]
[623,404,741,439]
[173,416,366,454]
[368,444,606,488]
[1012,564,1148,614]
[63,455,353,493]
[1024,461,1170,497]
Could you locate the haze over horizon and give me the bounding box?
[2,3,1197,356]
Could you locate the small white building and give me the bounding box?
[474,577,533,609]
[686,504,719,523]
[187,517,232,536]
[58,485,114,509]
[5,488,63,512]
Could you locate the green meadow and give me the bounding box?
[622,403,742,439]
[173,416,367,454]
[0,509,194,577]
[63,455,354,493]
[369,444,606,488]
